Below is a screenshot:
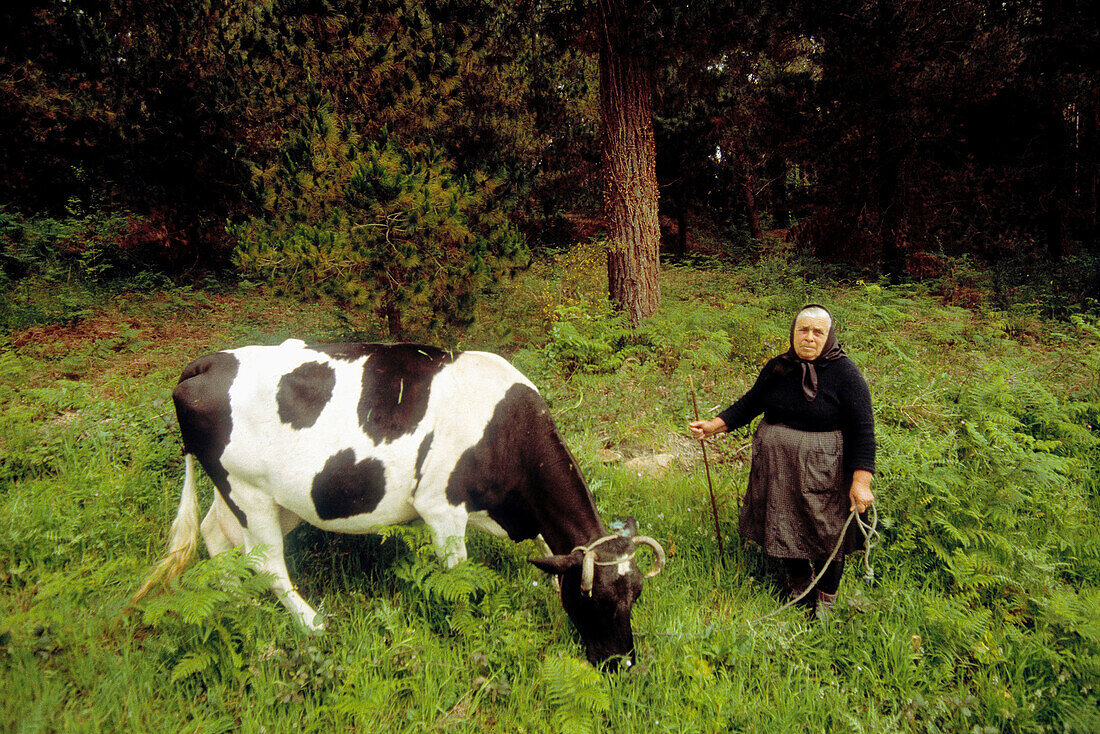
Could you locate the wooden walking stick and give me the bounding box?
[689,376,726,569]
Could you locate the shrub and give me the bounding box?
[0,206,151,331]
[233,90,527,339]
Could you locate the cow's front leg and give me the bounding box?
[413,495,469,567]
[237,493,324,632]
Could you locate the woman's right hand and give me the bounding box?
[689,417,727,440]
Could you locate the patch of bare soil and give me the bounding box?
[610,430,751,477]
[12,294,225,352]
[7,291,326,397]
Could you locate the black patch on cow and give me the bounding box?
[414,432,434,485]
[445,384,603,552]
[173,352,247,527]
[276,361,336,429]
[311,449,387,520]
[327,343,456,444]
[314,343,378,362]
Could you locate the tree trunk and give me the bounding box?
[873,1,904,275]
[767,154,791,228]
[1041,0,1070,260]
[383,301,404,339]
[1078,84,1098,242]
[598,1,660,327]
[877,152,904,273]
[740,153,764,242]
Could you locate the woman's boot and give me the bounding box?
[787,573,816,610]
[815,589,838,620]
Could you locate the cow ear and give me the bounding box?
[529,553,582,576]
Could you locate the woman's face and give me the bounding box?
[793,313,831,360]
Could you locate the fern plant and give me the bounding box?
[538,653,611,734]
[377,524,503,636]
[138,548,273,683]
[885,359,1100,647]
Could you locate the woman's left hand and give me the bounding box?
[849,470,875,513]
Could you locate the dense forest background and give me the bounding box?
[2,0,1098,330]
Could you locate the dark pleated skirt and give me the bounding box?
[738,420,865,560]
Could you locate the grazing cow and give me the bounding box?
[132,340,664,669]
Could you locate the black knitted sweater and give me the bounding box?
[717,355,877,473]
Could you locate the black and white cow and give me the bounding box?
[132,340,664,669]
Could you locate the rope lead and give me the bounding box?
[742,504,880,627]
[643,506,881,639]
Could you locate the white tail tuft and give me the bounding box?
[129,454,201,607]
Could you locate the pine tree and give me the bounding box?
[234,90,527,338]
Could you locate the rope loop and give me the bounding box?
[570,533,667,595]
[573,535,634,597]
[741,505,879,627]
[643,506,880,638]
[571,534,635,564]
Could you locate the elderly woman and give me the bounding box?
[690,304,875,617]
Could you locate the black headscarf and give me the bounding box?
[774,304,846,401]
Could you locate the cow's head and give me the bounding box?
[530,521,665,671]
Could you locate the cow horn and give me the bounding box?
[580,550,596,596]
[633,536,666,578]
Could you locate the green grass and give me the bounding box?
[2,252,1099,732]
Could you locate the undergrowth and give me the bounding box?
[1,244,1098,732]
[0,206,167,332]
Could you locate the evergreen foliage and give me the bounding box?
[233,90,527,337]
[785,0,1099,265]
[2,0,1096,286]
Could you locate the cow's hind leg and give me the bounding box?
[201,493,242,556]
[232,486,324,632]
[203,492,302,554]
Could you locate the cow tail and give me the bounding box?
[128,454,200,608]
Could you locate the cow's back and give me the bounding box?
[414,349,542,483]
[172,342,542,533]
